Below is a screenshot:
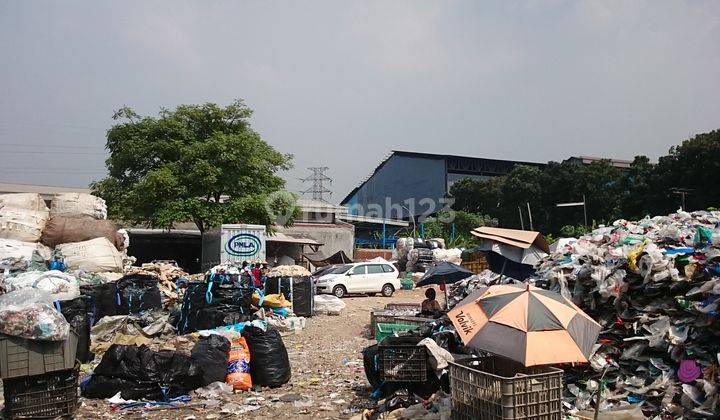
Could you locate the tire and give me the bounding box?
[381,284,394,297]
[333,285,347,298]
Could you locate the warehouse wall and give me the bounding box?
[275,222,355,260]
[345,154,446,218]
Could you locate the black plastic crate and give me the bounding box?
[3,364,79,419]
[449,356,562,420]
[377,336,428,383]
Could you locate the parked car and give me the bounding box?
[311,264,339,279]
[315,262,401,298]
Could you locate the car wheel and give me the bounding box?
[333,285,347,298]
[381,284,394,297]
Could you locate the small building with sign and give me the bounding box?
[201,224,267,271]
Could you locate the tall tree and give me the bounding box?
[651,129,720,212]
[618,155,655,219]
[92,100,298,232]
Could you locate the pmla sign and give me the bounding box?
[225,233,262,258]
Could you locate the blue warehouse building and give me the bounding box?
[340,151,544,219]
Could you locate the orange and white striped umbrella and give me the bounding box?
[449,283,601,366]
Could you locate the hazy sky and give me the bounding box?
[1,1,719,203]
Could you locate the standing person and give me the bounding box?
[240,261,252,287]
[251,263,263,289]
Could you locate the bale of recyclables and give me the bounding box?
[50,193,107,220]
[0,238,52,264]
[41,216,124,250]
[56,237,124,272]
[0,193,50,242]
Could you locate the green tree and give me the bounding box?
[449,176,503,217]
[650,129,720,212]
[499,165,544,229]
[618,155,655,219]
[92,100,298,232]
[422,210,498,248]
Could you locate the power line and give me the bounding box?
[299,167,332,202]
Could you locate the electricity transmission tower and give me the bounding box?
[300,167,332,202]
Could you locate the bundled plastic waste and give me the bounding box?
[407,248,434,273]
[431,248,462,265]
[0,238,52,272]
[0,193,50,243]
[57,237,125,272]
[266,265,310,277]
[314,294,346,315]
[533,210,720,418]
[177,282,255,334]
[125,263,188,307]
[50,192,107,220]
[41,216,124,250]
[0,289,70,340]
[1,269,80,301]
[446,270,519,309]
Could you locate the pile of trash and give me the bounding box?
[532,210,720,418]
[266,265,310,277]
[395,237,463,273]
[446,269,519,309]
[124,262,189,307]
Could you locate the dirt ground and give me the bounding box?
[74,287,428,420]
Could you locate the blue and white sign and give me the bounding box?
[225,233,262,258]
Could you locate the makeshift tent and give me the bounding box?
[304,250,353,267]
[471,227,549,280]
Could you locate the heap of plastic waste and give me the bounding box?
[533,210,720,418]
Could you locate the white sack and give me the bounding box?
[57,237,124,272]
[314,294,346,315]
[0,193,49,211]
[51,193,107,220]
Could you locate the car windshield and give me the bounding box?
[329,264,352,274]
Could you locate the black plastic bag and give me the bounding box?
[80,283,112,323]
[292,277,314,317]
[363,344,382,388]
[82,375,160,401]
[82,343,211,400]
[177,282,254,334]
[242,326,291,388]
[115,274,162,315]
[191,335,231,385]
[59,296,92,363]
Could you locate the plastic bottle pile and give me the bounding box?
[533,210,720,418]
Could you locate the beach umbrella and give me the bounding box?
[448,283,601,366]
[416,262,474,287]
[416,262,475,308]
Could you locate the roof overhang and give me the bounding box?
[338,214,409,227]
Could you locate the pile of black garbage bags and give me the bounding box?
[83,335,230,400]
[82,325,292,400]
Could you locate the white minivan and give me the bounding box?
[315,262,401,298]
